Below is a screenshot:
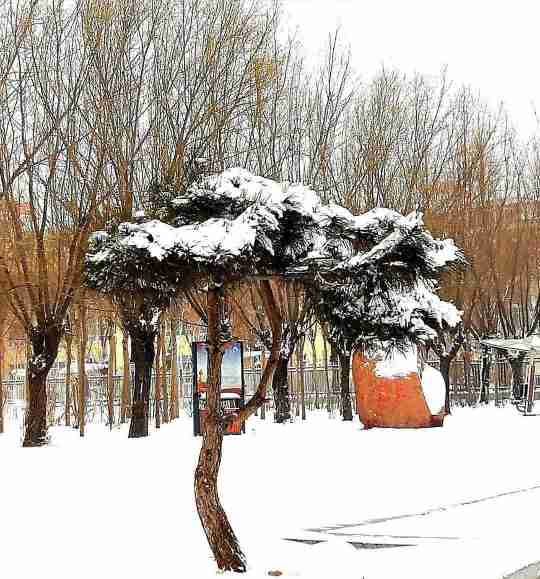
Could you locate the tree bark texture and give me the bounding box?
[25,340,31,405]
[479,347,492,404]
[298,339,306,420]
[194,287,246,572]
[272,355,291,423]
[128,326,156,438]
[440,357,451,414]
[260,349,267,420]
[64,334,72,427]
[310,337,319,410]
[121,330,130,423]
[322,334,331,414]
[434,331,464,415]
[107,328,116,430]
[78,304,88,438]
[155,328,162,429]
[339,351,353,421]
[23,326,61,447]
[170,319,179,419]
[171,319,179,418]
[0,336,5,434]
[161,325,169,423]
[508,353,527,399]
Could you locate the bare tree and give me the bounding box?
[0,2,108,445]
[231,279,313,423]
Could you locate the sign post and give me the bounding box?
[192,340,245,436]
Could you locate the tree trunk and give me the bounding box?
[260,349,267,420]
[170,318,178,419]
[272,355,291,423]
[0,336,5,434]
[128,327,156,438]
[338,351,353,421]
[298,339,306,420]
[434,332,464,415]
[24,371,49,446]
[65,334,72,427]
[479,347,491,404]
[161,324,169,423]
[78,304,88,438]
[121,330,129,423]
[194,286,246,572]
[323,334,331,414]
[107,328,116,430]
[294,347,300,418]
[310,336,319,410]
[25,339,31,405]
[508,352,526,399]
[155,328,162,429]
[330,342,338,407]
[440,357,451,414]
[23,327,61,447]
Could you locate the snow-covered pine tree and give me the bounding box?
[312,278,462,418]
[84,169,464,573]
[85,217,183,437]
[308,208,464,419]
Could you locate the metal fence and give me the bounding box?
[1,372,196,426]
[2,365,345,425]
[245,365,345,416]
[3,356,540,425]
[427,357,540,408]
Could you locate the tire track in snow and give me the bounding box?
[306,482,540,534]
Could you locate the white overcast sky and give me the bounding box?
[282,0,540,139]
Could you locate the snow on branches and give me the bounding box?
[84,168,464,338]
[313,276,462,357]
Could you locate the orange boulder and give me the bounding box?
[352,351,444,428]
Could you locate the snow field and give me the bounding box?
[1,406,540,579]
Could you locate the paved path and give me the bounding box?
[503,561,540,579]
[306,482,540,536]
[284,484,540,576]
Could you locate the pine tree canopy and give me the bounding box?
[84,168,465,345]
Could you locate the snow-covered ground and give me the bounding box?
[1,406,540,579]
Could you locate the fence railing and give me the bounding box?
[427,358,540,407]
[3,357,540,425]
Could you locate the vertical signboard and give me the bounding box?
[192,341,245,436]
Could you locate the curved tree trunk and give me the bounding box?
[23,327,61,447]
[272,355,291,423]
[128,328,156,438]
[194,286,246,572]
[339,351,353,421]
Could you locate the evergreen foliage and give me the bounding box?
[85,168,464,347]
